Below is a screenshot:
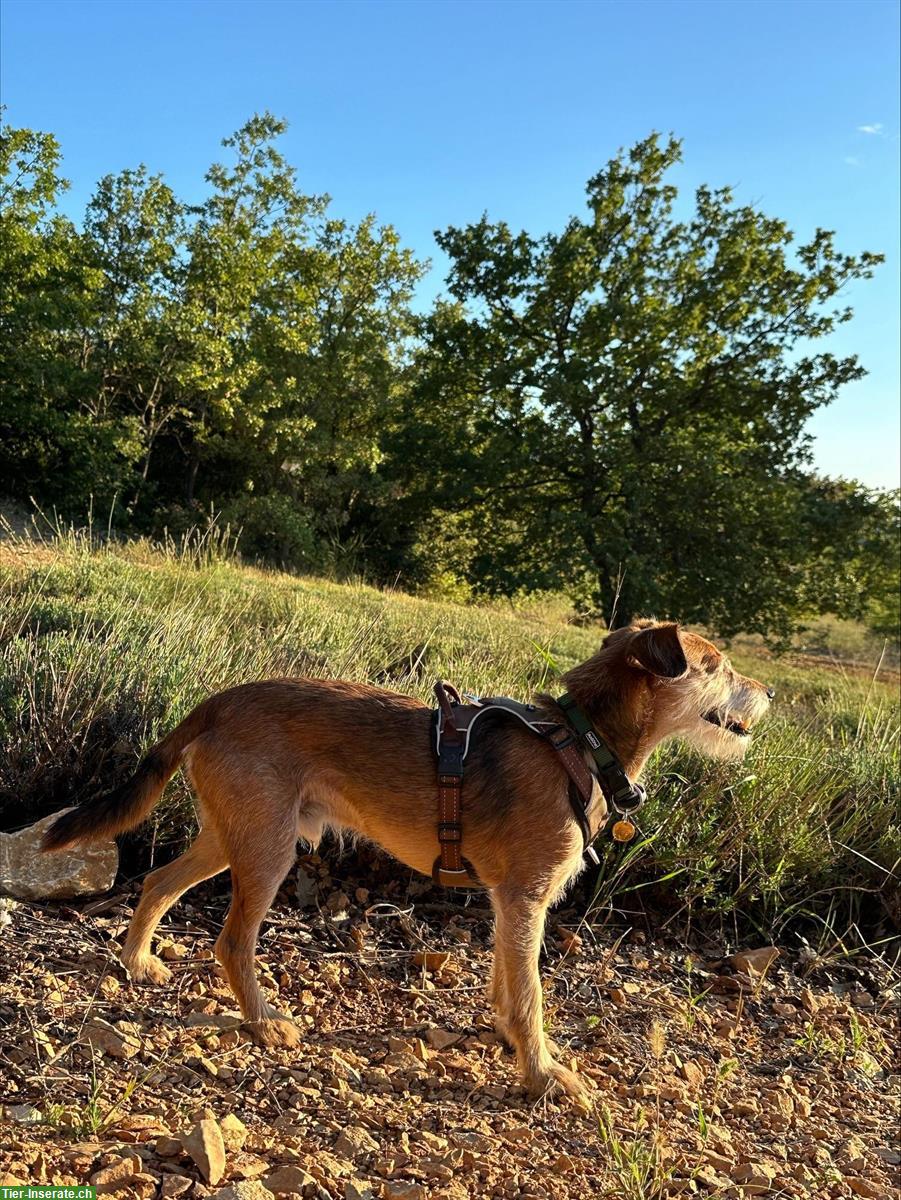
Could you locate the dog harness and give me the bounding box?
[431,680,647,888]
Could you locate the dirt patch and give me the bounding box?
[1,866,898,1199]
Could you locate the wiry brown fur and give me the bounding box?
[42,620,772,1101]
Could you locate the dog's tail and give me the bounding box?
[41,701,213,852]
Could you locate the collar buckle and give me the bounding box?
[612,782,646,814]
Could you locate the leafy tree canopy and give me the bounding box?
[384,135,891,637]
[1,117,896,641]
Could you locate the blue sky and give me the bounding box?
[2,0,899,488]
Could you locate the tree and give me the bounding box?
[0,116,121,509]
[147,114,423,569]
[799,480,900,640]
[404,134,884,634]
[82,166,184,511]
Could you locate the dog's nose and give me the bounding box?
[766,687,775,701]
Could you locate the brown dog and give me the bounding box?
[43,619,772,1101]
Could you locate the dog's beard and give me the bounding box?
[676,679,770,762]
[683,716,754,761]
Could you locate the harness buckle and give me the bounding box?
[547,727,577,750]
[437,739,465,780]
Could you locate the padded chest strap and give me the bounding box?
[432,682,483,887]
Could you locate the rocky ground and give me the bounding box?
[1,853,898,1200]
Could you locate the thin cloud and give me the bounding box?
[857,123,883,135]
[844,155,861,166]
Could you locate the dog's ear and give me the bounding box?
[627,623,687,678]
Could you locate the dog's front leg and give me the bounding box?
[493,887,589,1103]
[488,894,512,1046]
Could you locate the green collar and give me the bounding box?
[556,692,646,813]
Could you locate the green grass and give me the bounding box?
[1,526,898,946]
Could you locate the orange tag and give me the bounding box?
[611,819,636,843]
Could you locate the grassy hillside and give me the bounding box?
[1,528,898,947]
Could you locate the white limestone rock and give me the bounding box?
[0,808,118,900]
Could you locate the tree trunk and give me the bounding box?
[186,454,200,505]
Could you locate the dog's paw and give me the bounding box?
[492,1015,516,1055]
[121,953,174,986]
[527,1059,593,1108]
[245,1017,301,1049]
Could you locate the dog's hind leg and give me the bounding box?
[121,826,228,984]
[493,885,589,1103]
[213,813,301,1049]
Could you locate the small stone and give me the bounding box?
[731,1164,775,1185]
[424,1028,462,1050]
[132,1173,163,1199]
[8,1104,41,1124]
[733,1100,760,1117]
[345,1181,375,1200]
[383,1050,426,1075]
[729,946,780,976]
[264,1166,317,1194]
[296,866,318,908]
[608,988,627,1006]
[161,1179,194,1199]
[82,1017,141,1060]
[799,987,819,1014]
[160,941,190,961]
[680,1060,703,1089]
[335,1126,380,1160]
[326,890,351,917]
[846,1180,881,1199]
[183,1119,227,1186]
[558,930,583,954]
[108,1114,166,1137]
[412,951,450,972]
[91,1156,141,1192]
[156,1137,184,1158]
[382,1184,426,1200]
[220,1114,248,1151]
[502,1126,533,1144]
[704,1152,733,1172]
[316,1153,353,1179]
[552,1154,574,1173]
[451,1133,493,1154]
[210,1184,275,1200]
[229,1154,271,1181]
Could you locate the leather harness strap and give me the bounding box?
[430,681,646,890]
[545,725,598,807]
[433,682,482,887]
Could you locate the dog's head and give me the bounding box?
[601,619,774,760]
[567,619,774,765]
